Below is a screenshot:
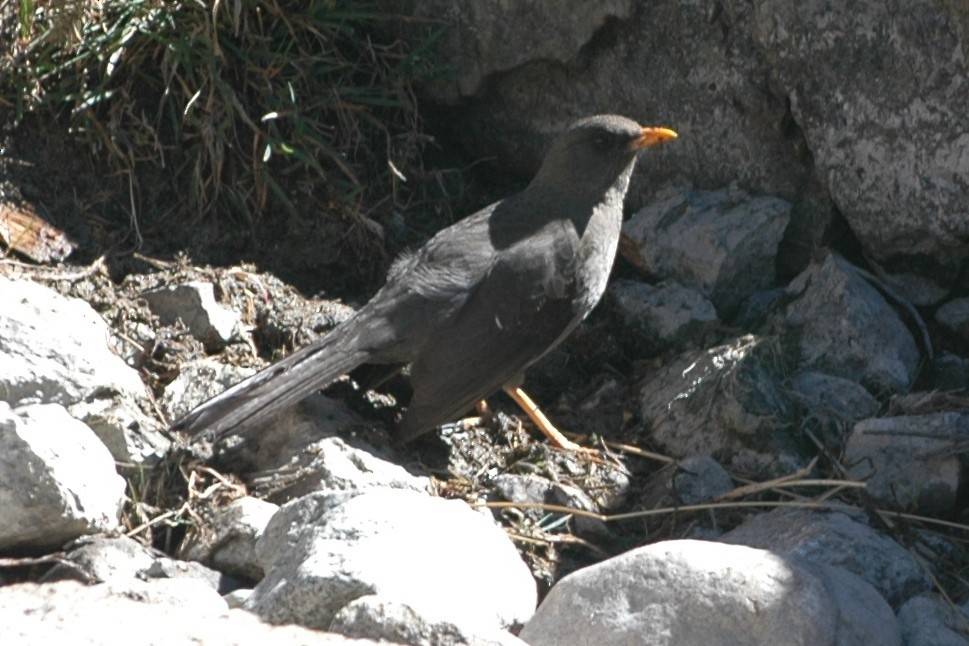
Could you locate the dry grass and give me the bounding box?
[1,0,442,247]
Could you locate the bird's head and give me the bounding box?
[529,114,677,200]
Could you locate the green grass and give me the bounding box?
[2,0,444,237]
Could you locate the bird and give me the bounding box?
[173,115,677,450]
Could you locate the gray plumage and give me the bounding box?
[173,115,670,443]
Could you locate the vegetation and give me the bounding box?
[1,0,443,249]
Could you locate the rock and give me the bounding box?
[405,2,814,206]
[491,473,608,539]
[0,276,146,407]
[621,186,791,316]
[639,334,806,477]
[732,288,785,332]
[246,488,536,631]
[607,279,717,355]
[788,371,880,424]
[162,359,256,422]
[845,412,968,514]
[413,1,633,100]
[331,595,529,646]
[142,281,242,349]
[936,297,969,347]
[225,588,253,609]
[68,396,170,465]
[722,508,930,607]
[752,0,969,298]
[786,371,880,449]
[929,352,969,392]
[776,254,919,393]
[179,496,280,580]
[41,534,233,592]
[897,595,969,646]
[165,360,409,491]
[638,456,734,517]
[670,455,734,505]
[2,580,380,645]
[253,434,430,504]
[811,564,904,646]
[143,555,227,593]
[0,402,125,551]
[519,539,899,646]
[42,536,156,583]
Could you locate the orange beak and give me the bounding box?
[630,126,678,151]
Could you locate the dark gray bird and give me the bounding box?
[173,115,676,449]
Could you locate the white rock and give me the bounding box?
[263,435,430,501]
[142,281,241,348]
[2,580,379,645]
[42,536,156,583]
[68,396,170,465]
[247,488,536,631]
[0,277,146,407]
[332,595,529,646]
[519,539,899,646]
[0,402,125,550]
[722,508,930,607]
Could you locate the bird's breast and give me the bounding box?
[573,200,624,315]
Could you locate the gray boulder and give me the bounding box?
[0,402,125,551]
[752,0,969,299]
[2,580,379,645]
[607,279,717,355]
[519,539,899,646]
[246,488,536,632]
[846,412,969,514]
[622,186,791,316]
[897,594,969,646]
[0,276,146,407]
[776,254,919,393]
[722,508,930,607]
[639,334,805,477]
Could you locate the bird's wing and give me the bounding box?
[397,216,584,440]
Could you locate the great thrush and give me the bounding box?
[173,115,677,449]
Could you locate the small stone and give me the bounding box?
[142,281,242,349]
[936,297,969,346]
[846,412,968,514]
[622,186,791,316]
[608,279,718,355]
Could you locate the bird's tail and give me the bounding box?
[171,325,369,442]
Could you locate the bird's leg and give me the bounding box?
[502,386,588,452]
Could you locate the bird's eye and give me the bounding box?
[592,133,612,149]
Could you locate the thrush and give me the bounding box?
[173,115,677,449]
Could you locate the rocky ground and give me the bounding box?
[2,178,969,644]
[3,1,969,645]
